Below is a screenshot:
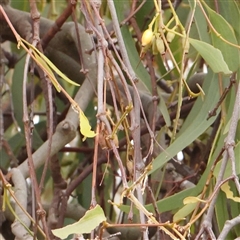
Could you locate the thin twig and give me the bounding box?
[107,1,152,238]
[207,74,236,120]
[0,46,5,150]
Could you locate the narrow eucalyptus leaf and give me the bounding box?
[189,38,232,75]
[205,4,240,71]
[52,205,106,239]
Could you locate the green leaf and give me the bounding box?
[173,201,197,222]
[217,0,240,43]
[205,4,240,71]
[215,190,234,238]
[11,0,29,12]
[159,94,171,127]
[173,196,207,222]
[0,132,24,169]
[188,0,210,43]
[120,71,222,214]
[52,205,106,239]
[228,181,240,237]
[12,53,26,130]
[135,1,153,29]
[149,70,220,176]
[189,38,232,75]
[214,142,240,179]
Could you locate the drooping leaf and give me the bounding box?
[189,38,232,75]
[52,205,106,239]
[21,38,80,87]
[79,110,96,141]
[32,50,61,92]
[17,39,96,141]
[205,4,240,71]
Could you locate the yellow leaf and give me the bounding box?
[183,196,206,204]
[79,110,96,141]
[33,51,61,92]
[221,182,240,203]
[21,38,80,87]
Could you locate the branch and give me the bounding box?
[17,66,97,178]
[10,168,32,240]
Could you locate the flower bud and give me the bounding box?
[141,28,153,47]
[166,31,175,43]
[156,37,165,55]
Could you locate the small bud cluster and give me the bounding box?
[141,28,165,56]
[141,24,190,56]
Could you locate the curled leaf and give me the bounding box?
[221,182,240,203]
[79,110,96,141]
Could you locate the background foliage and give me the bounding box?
[0,0,240,239]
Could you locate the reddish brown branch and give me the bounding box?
[41,0,77,49]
